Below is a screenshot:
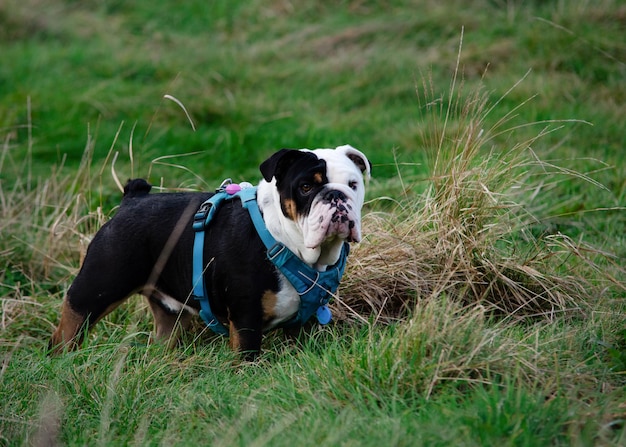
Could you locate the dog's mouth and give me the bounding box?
[302,191,361,249]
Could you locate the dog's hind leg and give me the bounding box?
[50,295,131,353]
[50,262,145,353]
[146,290,195,347]
[50,289,133,353]
[50,299,89,352]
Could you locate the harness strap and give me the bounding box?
[192,193,229,335]
[192,184,349,335]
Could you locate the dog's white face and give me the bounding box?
[301,147,367,249]
[258,145,370,268]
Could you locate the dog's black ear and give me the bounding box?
[260,149,309,183]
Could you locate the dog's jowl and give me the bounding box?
[50,145,370,360]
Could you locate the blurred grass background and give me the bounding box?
[1,1,625,445]
[2,0,624,186]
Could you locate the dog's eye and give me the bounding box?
[300,183,313,195]
[349,181,358,191]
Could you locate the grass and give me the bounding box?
[1,0,626,445]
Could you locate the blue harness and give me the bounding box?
[191,183,350,335]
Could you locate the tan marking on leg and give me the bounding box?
[51,296,130,353]
[147,299,192,348]
[50,300,86,353]
[261,290,277,321]
[229,320,240,352]
[148,300,177,341]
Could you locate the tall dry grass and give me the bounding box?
[0,127,108,337]
[335,67,622,325]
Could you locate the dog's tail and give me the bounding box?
[123,179,152,198]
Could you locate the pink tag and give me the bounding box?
[225,183,241,195]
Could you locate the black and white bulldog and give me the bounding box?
[50,145,370,359]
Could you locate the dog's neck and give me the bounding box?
[257,180,344,270]
[315,237,346,270]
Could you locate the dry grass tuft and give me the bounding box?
[334,67,617,324]
[336,205,597,323]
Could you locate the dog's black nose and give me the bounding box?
[324,190,347,203]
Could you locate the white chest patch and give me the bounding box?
[265,275,300,329]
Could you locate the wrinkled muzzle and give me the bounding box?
[302,188,362,249]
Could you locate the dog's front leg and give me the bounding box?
[227,310,263,361]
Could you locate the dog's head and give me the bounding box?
[259,145,370,265]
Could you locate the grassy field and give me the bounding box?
[1,0,625,445]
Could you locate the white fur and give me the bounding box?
[257,144,369,269]
[257,144,369,326]
[149,289,199,315]
[265,276,300,329]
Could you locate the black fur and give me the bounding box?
[50,148,358,361]
[63,185,279,359]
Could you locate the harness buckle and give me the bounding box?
[192,202,213,231]
[216,178,232,192]
[267,243,286,261]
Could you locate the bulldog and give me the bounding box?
[50,145,370,359]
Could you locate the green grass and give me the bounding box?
[1,0,625,445]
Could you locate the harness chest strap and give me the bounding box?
[191,185,349,335]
